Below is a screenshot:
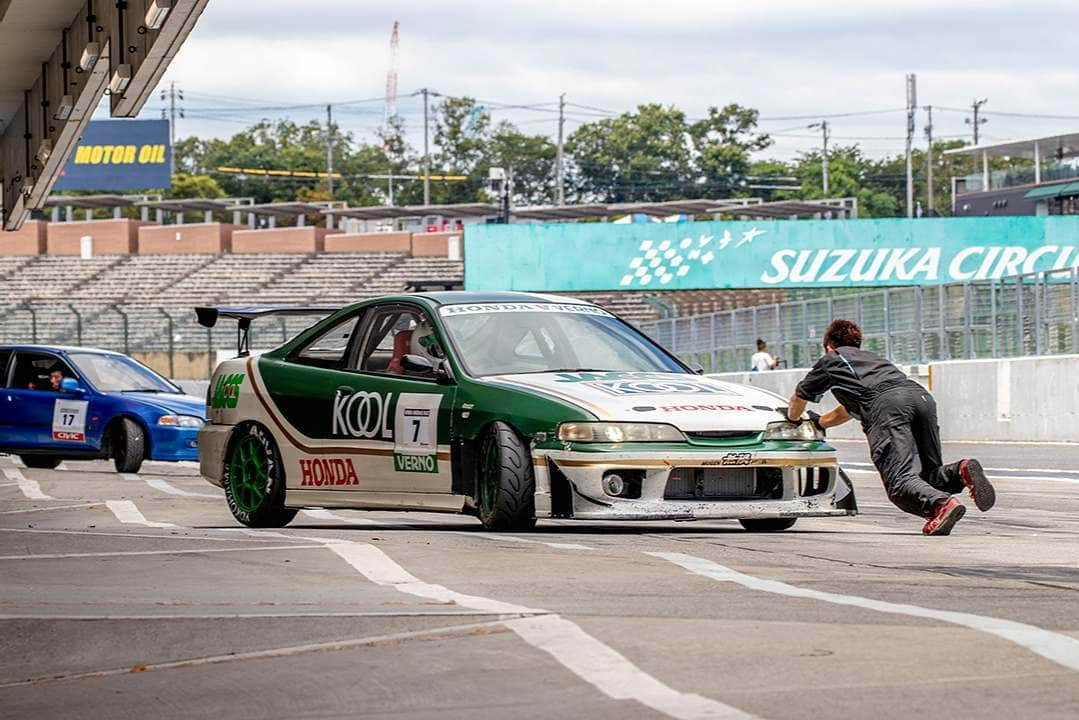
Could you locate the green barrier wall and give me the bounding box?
[464,216,1079,290]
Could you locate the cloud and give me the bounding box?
[155,0,1079,160]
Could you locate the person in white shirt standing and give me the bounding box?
[750,338,779,372]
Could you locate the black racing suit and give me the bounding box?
[795,346,964,518]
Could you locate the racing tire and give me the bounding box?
[20,455,61,470]
[223,422,297,528]
[112,418,146,474]
[477,421,536,532]
[739,518,798,532]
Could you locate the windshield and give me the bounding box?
[438,303,686,377]
[69,352,179,393]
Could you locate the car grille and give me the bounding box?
[684,431,761,441]
[664,467,783,500]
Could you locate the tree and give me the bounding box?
[792,145,899,218]
[567,104,696,203]
[488,122,557,206]
[168,173,224,199]
[690,104,772,196]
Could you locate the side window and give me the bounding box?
[0,350,11,387]
[291,315,360,369]
[12,352,76,392]
[354,307,443,379]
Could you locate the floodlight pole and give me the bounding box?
[422,88,430,205]
[905,73,917,218]
[556,93,566,205]
[924,104,934,212]
[326,104,334,199]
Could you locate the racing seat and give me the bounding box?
[386,330,412,374]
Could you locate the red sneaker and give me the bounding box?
[960,459,995,511]
[923,497,966,536]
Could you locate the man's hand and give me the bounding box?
[807,410,826,436]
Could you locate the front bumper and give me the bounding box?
[148,426,201,462]
[534,446,856,521]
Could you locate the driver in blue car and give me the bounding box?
[785,319,996,536]
[29,368,65,391]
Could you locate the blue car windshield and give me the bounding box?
[439,304,686,377]
[69,353,178,393]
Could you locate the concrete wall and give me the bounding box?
[412,231,460,257]
[710,354,1079,443]
[47,219,150,255]
[231,226,341,254]
[138,223,241,254]
[0,219,48,255]
[325,231,411,253]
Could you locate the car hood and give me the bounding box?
[484,371,787,431]
[119,392,207,419]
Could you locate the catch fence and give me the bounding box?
[639,268,1079,372]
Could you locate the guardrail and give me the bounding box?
[640,268,1079,372]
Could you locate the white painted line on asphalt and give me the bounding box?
[0,527,320,544]
[2,467,52,500]
[0,544,325,561]
[650,551,1079,675]
[10,456,25,467]
[328,541,757,720]
[105,500,178,529]
[0,482,23,488]
[301,510,593,550]
[140,474,220,498]
[0,502,103,515]
[506,614,753,720]
[0,618,521,689]
[454,531,593,551]
[118,473,141,482]
[56,462,70,471]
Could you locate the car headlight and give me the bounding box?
[557,422,685,443]
[158,414,205,428]
[763,420,822,441]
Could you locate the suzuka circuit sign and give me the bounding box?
[53,119,171,191]
[463,216,1079,291]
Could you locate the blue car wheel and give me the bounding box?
[112,418,146,474]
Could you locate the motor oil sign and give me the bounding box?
[53,119,171,191]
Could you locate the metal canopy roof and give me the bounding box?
[705,199,850,218]
[224,202,326,216]
[942,132,1079,160]
[608,199,733,217]
[43,194,158,209]
[326,203,498,221]
[1023,181,1079,200]
[136,198,250,213]
[512,204,610,221]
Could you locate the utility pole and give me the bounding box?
[160,81,183,178]
[966,98,988,145]
[556,92,565,205]
[808,121,830,193]
[924,104,934,213]
[326,104,334,199]
[422,88,430,206]
[905,73,917,218]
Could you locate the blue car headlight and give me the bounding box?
[158,414,205,428]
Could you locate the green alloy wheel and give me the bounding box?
[223,423,297,528]
[477,421,536,532]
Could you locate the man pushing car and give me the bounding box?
[785,319,995,535]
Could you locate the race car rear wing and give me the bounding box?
[195,305,339,356]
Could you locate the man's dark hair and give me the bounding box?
[755,338,767,351]
[823,319,862,349]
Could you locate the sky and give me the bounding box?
[124,0,1079,163]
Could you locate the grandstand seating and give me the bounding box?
[0,251,791,354]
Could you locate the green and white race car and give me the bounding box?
[197,292,856,532]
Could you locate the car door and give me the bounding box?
[0,349,15,445]
[340,303,457,494]
[4,350,97,451]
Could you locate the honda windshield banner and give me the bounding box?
[464,217,1079,290]
[53,119,171,191]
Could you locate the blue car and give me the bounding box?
[0,345,206,472]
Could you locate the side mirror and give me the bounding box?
[689,363,705,375]
[60,377,85,394]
